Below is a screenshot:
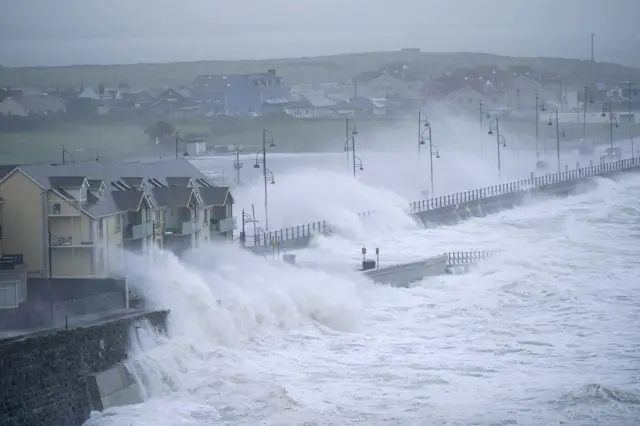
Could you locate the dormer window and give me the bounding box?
[80,185,87,201]
[98,187,105,198]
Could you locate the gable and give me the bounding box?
[366,74,404,86]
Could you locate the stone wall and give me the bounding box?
[0,310,168,426]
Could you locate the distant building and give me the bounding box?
[331,97,386,117]
[0,94,66,116]
[285,94,335,118]
[192,69,291,116]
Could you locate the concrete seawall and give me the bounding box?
[363,254,448,287]
[244,157,640,254]
[0,310,168,426]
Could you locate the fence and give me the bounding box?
[409,157,639,213]
[241,220,329,247]
[243,157,640,249]
[445,251,500,266]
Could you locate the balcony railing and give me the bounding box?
[211,217,237,233]
[48,200,81,216]
[165,220,201,235]
[49,235,94,247]
[124,222,153,240]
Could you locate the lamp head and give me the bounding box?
[359,165,364,171]
[436,153,440,159]
[488,130,493,135]
[486,113,490,118]
[253,163,260,169]
[562,130,566,137]
[601,112,606,117]
[547,121,552,126]
[420,140,426,145]
[271,179,275,184]
[269,142,275,149]
[541,105,546,111]
[352,130,358,135]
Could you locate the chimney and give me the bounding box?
[267,69,276,75]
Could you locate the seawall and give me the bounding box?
[0,310,168,426]
[243,157,640,253]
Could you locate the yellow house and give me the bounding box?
[0,159,235,278]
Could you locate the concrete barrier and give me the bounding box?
[363,254,448,287]
[86,363,143,411]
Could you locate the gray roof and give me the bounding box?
[151,187,195,207]
[87,179,104,189]
[0,165,17,180]
[111,190,148,211]
[15,94,66,113]
[121,177,145,187]
[166,177,193,187]
[17,158,220,217]
[198,187,232,206]
[49,176,87,188]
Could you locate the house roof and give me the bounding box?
[198,186,233,206]
[121,177,145,187]
[290,94,335,109]
[14,158,218,218]
[151,187,195,207]
[11,94,66,113]
[166,177,193,187]
[333,97,377,110]
[0,165,17,180]
[111,190,149,212]
[87,179,104,189]
[49,176,88,188]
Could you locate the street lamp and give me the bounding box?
[354,156,364,172]
[345,118,358,168]
[417,110,430,156]
[61,145,75,164]
[601,101,619,149]
[174,132,190,159]
[488,117,507,177]
[420,126,440,195]
[621,81,635,156]
[535,94,546,159]
[547,109,566,173]
[344,127,360,178]
[240,207,259,247]
[254,128,275,230]
[581,86,595,149]
[232,144,243,183]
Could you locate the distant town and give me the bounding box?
[1,49,638,161]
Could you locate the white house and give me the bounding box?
[354,73,422,100]
[445,87,490,109]
[285,94,335,118]
[78,87,101,100]
[501,76,561,110]
[0,97,28,116]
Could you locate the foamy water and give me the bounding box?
[84,168,640,426]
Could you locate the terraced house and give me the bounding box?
[0,159,235,278]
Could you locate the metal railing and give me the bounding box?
[242,157,640,248]
[409,157,639,213]
[242,221,328,247]
[445,251,500,266]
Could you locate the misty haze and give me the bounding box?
[1,1,640,425]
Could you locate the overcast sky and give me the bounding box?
[1,0,639,67]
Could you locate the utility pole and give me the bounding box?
[233,144,242,183]
[591,33,595,62]
[583,86,589,145]
[622,81,634,156]
[535,95,539,159]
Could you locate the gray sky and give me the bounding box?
[1,0,639,67]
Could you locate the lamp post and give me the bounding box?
[253,129,275,230]
[61,145,75,164]
[344,131,361,178]
[345,118,358,167]
[417,110,430,156]
[535,95,546,159]
[602,101,619,149]
[232,144,243,183]
[621,81,635,156]
[240,205,259,247]
[488,117,507,177]
[419,125,440,195]
[547,109,562,173]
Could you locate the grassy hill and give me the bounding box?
[1,51,639,89]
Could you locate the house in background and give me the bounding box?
[331,97,386,117]
[445,87,491,111]
[0,94,66,116]
[285,94,335,118]
[78,87,101,100]
[193,69,291,116]
[148,87,200,118]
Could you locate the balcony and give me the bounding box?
[165,220,201,235]
[124,222,153,240]
[49,235,94,248]
[211,217,237,233]
[48,200,81,216]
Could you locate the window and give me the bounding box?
[80,185,87,201]
[305,108,309,115]
[215,94,220,101]
[115,214,121,232]
[98,187,104,198]
[204,209,209,223]
[0,282,19,309]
